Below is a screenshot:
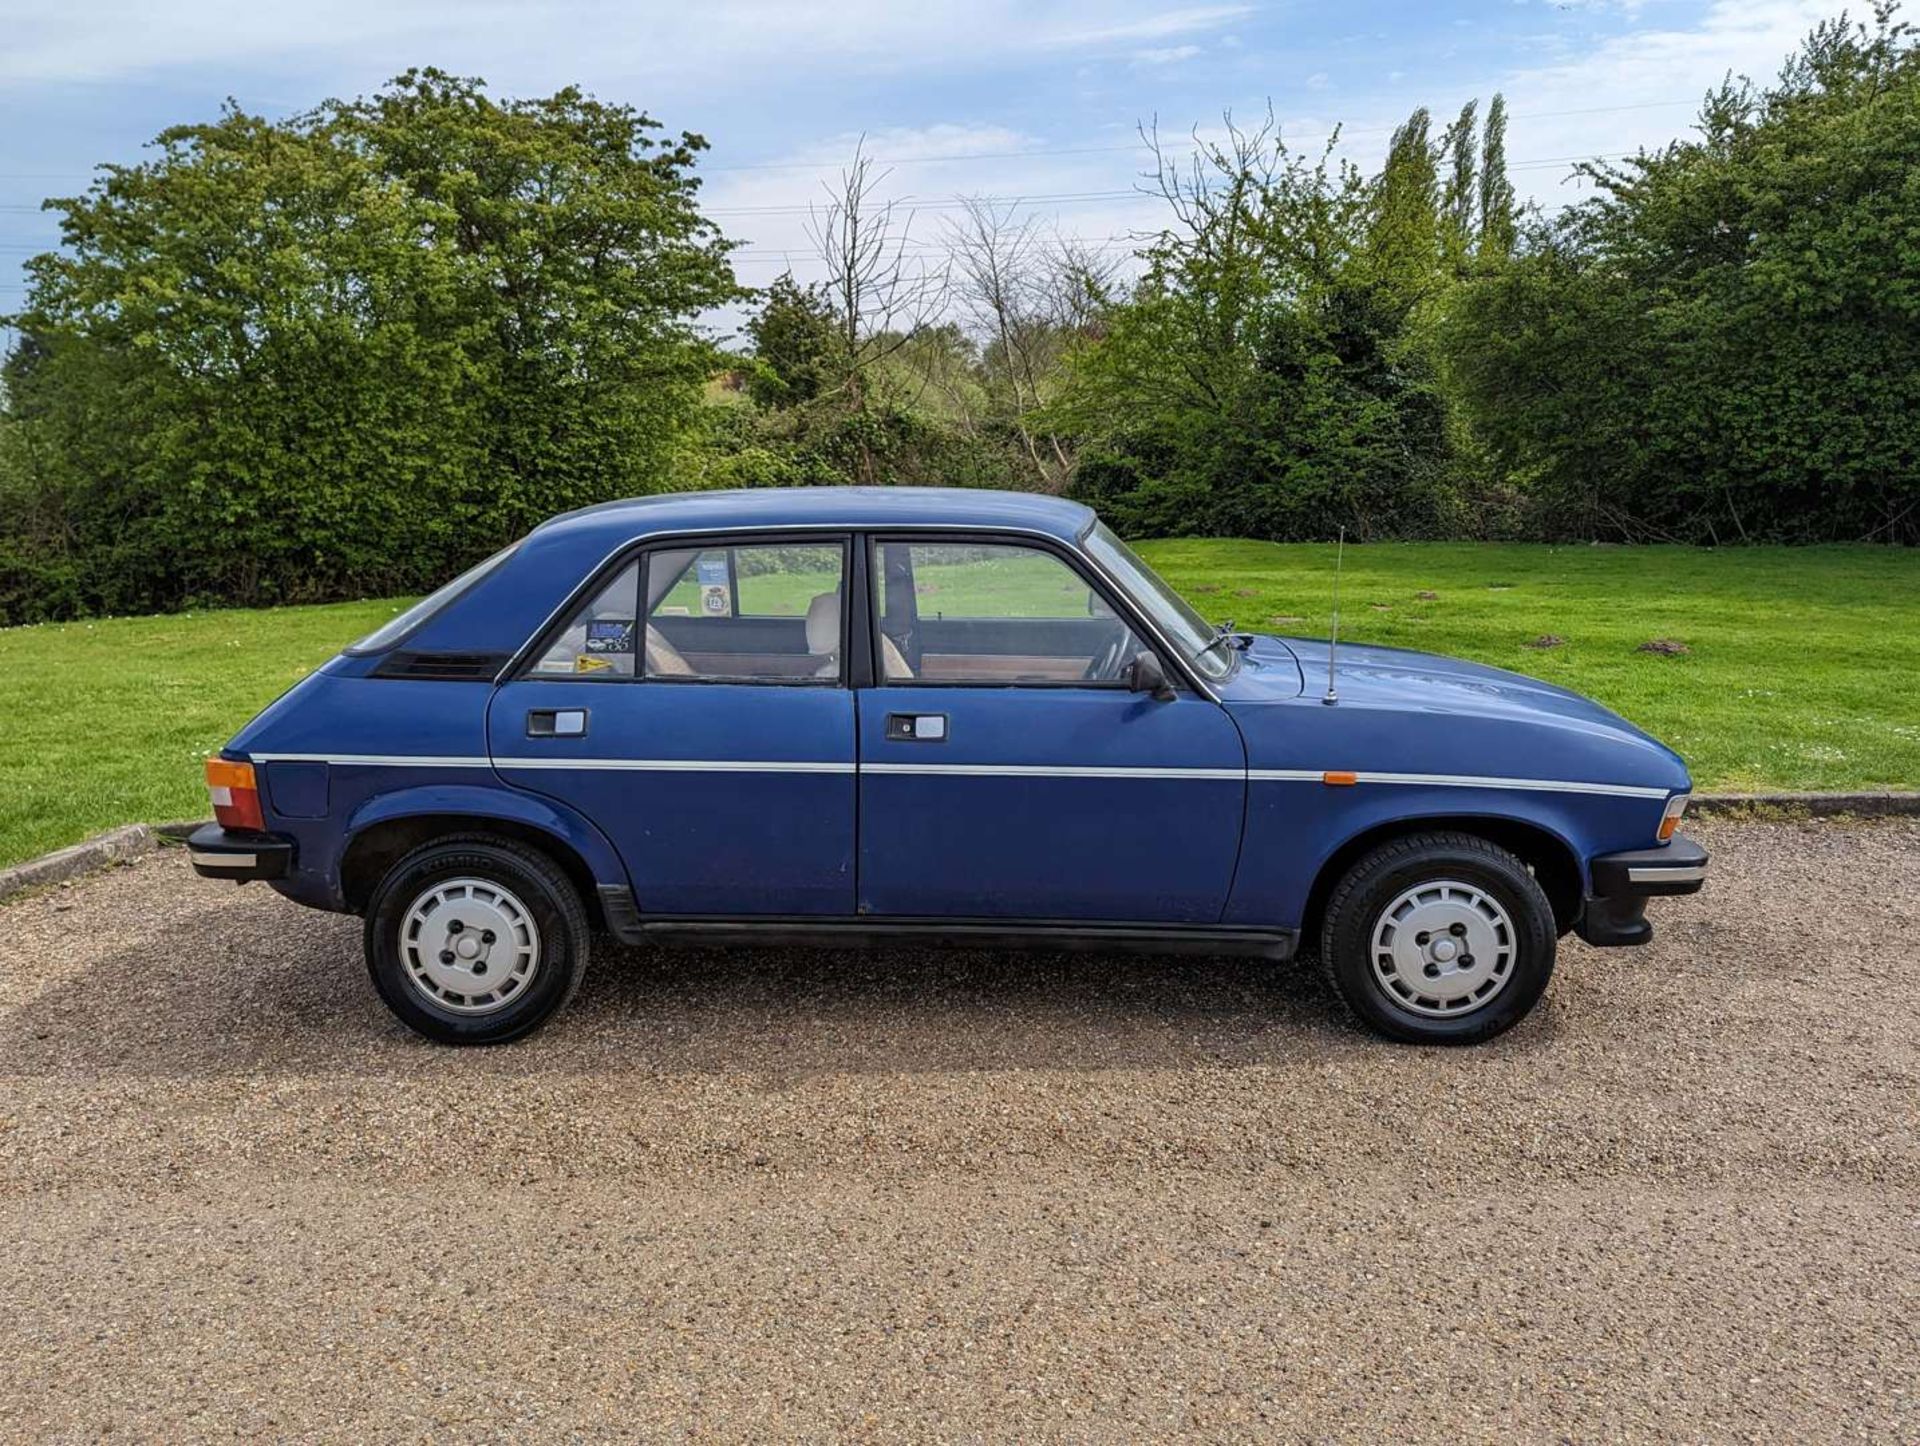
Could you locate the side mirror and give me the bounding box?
[1126,650,1176,702]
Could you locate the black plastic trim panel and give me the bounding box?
[1588,834,1709,898]
[187,823,294,883]
[373,650,513,681]
[591,887,1295,959]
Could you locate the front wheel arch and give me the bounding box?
[1300,813,1584,943]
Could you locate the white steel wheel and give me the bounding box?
[399,877,542,1016]
[1369,877,1517,1018]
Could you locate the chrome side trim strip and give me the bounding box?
[1251,768,1670,800]
[496,757,856,774]
[243,753,1670,799]
[1626,864,1708,883]
[189,851,258,868]
[861,762,1242,780]
[250,753,494,768]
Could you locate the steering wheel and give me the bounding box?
[1082,626,1131,683]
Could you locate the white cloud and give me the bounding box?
[1487,0,1834,205]
[1132,45,1204,67]
[1040,5,1253,49]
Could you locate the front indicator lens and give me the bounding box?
[206,757,265,831]
[1657,793,1690,842]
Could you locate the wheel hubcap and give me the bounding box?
[1371,879,1516,1017]
[400,878,541,1015]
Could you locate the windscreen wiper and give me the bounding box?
[1195,620,1253,665]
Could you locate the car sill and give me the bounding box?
[596,889,1295,959]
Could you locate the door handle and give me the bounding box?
[885,713,947,742]
[526,709,588,738]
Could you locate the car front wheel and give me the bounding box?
[1321,832,1557,1045]
[364,836,589,1045]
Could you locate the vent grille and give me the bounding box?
[373,651,509,681]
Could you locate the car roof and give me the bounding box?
[531,486,1098,548]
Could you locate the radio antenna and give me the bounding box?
[1322,526,1345,706]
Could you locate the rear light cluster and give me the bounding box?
[206,758,265,831]
[1657,793,1690,842]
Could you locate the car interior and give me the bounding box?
[540,537,1147,685]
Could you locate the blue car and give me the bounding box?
[189,488,1707,1045]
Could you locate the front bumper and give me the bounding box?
[187,822,293,883]
[1575,833,1708,947]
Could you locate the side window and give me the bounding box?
[530,561,640,679]
[644,542,847,682]
[873,541,1147,685]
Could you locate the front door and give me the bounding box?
[857,537,1246,922]
[489,535,856,916]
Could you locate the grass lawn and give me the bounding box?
[2,542,1915,869]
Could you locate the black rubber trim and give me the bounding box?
[186,822,293,882]
[597,884,644,938]
[594,897,1295,960]
[1574,894,1653,948]
[1588,833,1709,898]
[373,650,512,681]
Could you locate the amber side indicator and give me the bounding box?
[1657,793,1690,841]
[1322,770,1359,786]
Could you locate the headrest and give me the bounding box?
[805,591,839,654]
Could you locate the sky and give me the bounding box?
[0,0,1846,344]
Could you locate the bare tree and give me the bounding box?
[804,139,948,426]
[945,197,1061,485]
[1042,233,1122,337]
[941,200,1125,491]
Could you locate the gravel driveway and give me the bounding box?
[2,817,1915,1441]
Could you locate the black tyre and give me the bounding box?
[1321,831,1556,1045]
[363,835,589,1045]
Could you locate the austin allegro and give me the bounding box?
[189,488,1707,1045]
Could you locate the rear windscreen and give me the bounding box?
[343,543,520,655]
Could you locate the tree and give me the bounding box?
[1439,100,1479,270]
[2,70,737,619]
[1477,94,1516,260]
[1049,110,1464,540]
[804,144,946,405]
[942,198,1085,490]
[745,273,836,408]
[1443,4,1920,542]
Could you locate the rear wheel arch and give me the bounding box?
[341,814,603,926]
[1301,813,1584,941]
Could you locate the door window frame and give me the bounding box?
[865,530,1184,693]
[509,529,862,689]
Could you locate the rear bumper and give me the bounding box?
[187,822,293,883]
[1575,834,1708,947]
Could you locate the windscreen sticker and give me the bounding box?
[585,619,636,653]
[697,555,732,617]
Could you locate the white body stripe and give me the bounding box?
[246,752,1667,798]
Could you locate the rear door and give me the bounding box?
[489,534,856,916]
[857,535,1247,923]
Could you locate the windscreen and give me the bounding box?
[1082,523,1232,680]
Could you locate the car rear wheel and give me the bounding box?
[1321,832,1556,1045]
[364,836,589,1045]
